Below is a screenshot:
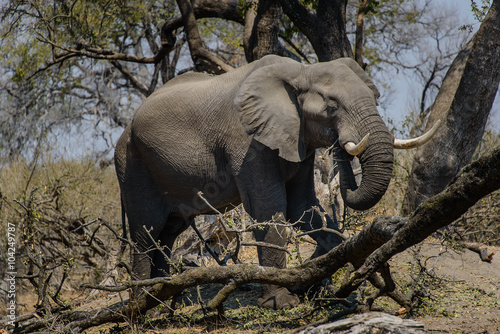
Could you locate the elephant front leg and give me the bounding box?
[235,144,300,309]
[252,215,300,309]
[244,203,300,310]
[235,145,299,309]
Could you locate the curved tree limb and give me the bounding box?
[162,0,244,35]
[175,0,234,74]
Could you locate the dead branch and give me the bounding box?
[81,276,173,292]
[293,312,425,334]
[206,280,238,311]
[239,241,290,253]
[15,214,404,333]
[295,207,347,241]
[464,242,495,262]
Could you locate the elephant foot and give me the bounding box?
[257,286,300,309]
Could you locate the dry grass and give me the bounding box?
[0,157,121,226]
[0,157,123,316]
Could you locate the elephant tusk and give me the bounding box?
[344,133,370,156]
[393,119,442,149]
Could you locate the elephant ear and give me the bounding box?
[234,61,306,162]
[334,58,380,102]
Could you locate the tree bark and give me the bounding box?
[401,0,500,215]
[280,0,353,61]
[244,0,283,62]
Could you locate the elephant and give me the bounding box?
[114,55,438,309]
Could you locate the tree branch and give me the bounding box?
[175,0,234,74]
[110,61,149,96]
[162,0,244,35]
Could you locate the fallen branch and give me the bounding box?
[464,242,495,262]
[336,147,500,297]
[294,312,425,334]
[15,215,404,333]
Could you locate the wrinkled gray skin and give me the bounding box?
[114,55,394,309]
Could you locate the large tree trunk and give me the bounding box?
[401,0,500,215]
[280,0,353,61]
[244,0,282,62]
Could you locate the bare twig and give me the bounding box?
[190,219,227,266]
[197,191,223,215]
[142,225,180,275]
[240,241,291,254]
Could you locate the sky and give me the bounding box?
[379,0,499,131]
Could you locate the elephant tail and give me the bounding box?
[119,196,129,255]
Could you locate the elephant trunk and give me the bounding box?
[338,110,394,211]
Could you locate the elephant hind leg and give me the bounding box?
[150,215,191,278]
[120,174,170,280]
[126,202,170,280]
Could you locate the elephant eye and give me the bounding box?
[326,100,338,115]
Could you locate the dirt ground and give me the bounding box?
[392,241,500,333]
